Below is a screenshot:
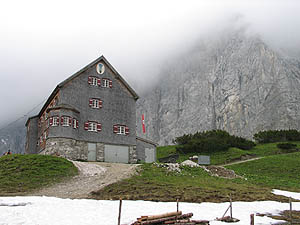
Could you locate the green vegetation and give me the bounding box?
[253,129,300,143]
[91,163,289,203]
[174,130,255,154]
[0,154,78,194]
[227,152,300,191]
[157,145,255,165]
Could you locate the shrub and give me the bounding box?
[175,130,255,154]
[254,130,300,143]
[277,143,297,150]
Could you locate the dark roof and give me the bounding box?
[37,55,139,117]
[25,115,39,127]
[136,136,158,146]
[46,104,80,114]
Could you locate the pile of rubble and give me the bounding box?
[153,160,242,179]
[131,211,209,225]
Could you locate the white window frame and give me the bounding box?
[102,79,109,88]
[91,77,98,86]
[88,122,97,132]
[73,119,78,129]
[44,132,47,140]
[92,99,99,108]
[53,117,59,126]
[117,125,126,135]
[62,116,70,127]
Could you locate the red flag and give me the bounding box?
[142,114,146,133]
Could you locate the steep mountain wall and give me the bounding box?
[137,31,300,145]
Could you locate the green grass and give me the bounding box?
[91,164,289,203]
[157,142,300,165]
[157,146,254,165]
[226,152,300,192]
[0,154,78,194]
[249,141,300,157]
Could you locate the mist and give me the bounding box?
[0,0,300,127]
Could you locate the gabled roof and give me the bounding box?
[37,55,139,117]
[58,55,139,100]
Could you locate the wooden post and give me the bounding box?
[118,198,122,225]
[290,198,292,225]
[250,214,254,225]
[177,199,179,213]
[230,196,233,219]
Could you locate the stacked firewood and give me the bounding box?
[131,211,209,225]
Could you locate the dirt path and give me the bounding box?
[220,157,262,166]
[31,162,139,199]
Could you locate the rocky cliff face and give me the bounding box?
[137,31,300,145]
[0,118,27,155]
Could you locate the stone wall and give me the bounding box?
[42,137,136,163]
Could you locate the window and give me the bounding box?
[118,126,125,135]
[84,121,101,132]
[52,116,59,126]
[96,63,105,74]
[89,98,102,109]
[113,125,129,135]
[88,76,101,86]
[61,116,71,127]
[73,118,78,129]
[102,78,112,88]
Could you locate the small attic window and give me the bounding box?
[96,63,105,74]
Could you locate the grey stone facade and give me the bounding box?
[25,56,153,163]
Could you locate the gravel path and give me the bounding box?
[31,162,139,199]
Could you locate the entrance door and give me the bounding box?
[88,143,96,161]
[145,148,155,163]
[104,145,129,163]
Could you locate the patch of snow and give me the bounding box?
[272,189,300,200]
[0,196,299,225]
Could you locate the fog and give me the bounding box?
[0,0,300,127]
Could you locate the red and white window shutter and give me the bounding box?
[97,123,102,132]
[89,99,93,107]
[84,122,89,130]
[97,78,101,86]
[109,80,112,88]
[49,117,53,126]
[113,125,118,133]
[88,76,92,84]
[125,126,129,135]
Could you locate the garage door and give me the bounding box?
[145,148,155,163]
[104,145,129,163]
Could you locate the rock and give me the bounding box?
[137,29,300,145]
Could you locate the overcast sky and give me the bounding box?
[0,0,300,128]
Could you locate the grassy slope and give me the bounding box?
[91,164,288,202]
[157,141,300,165]
[91,142,300,202]
[227,152,300,192]
[0,154,78,194]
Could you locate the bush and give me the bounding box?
[277,143,297,150]
[253,130,300,143]
[175,130,255,154]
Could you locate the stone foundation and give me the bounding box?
[41,137,137,163]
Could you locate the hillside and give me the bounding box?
[91,142,300,203]
[137,30,300,145]
[0,154,78,195]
